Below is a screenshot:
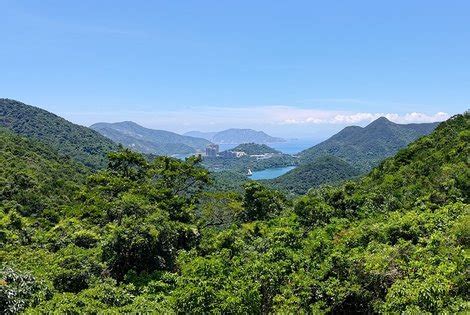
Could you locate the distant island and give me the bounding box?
[184,128,285,144]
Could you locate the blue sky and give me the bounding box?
[1,0,469,138]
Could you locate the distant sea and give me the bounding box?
[173,138,321,161]
[218,138,320,155]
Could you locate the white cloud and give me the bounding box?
[63,105,451,134]
[275,108,450,125]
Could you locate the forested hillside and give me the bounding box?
[299,117,439,171]
[0,99,118,169]
[91,121,211,156]
[1,112,469,313]
[268,155,361,194]
[0,129,87,217]
[268,117,440,195]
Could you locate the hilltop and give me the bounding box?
[0,99,118,169]
[228,143,281,155]
[268,117,440,194]
[299,117,439,171]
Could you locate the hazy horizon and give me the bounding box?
[3,97,455,140]
[88,111,447,139]
[1,1,468,138]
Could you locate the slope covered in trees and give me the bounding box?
[268,155,361,194]
[0,99,118,169]
[170,112,469,313]
[1,112,469,313]
[90,121,211,156]
[298,117,439,171]
[0,129,87,217]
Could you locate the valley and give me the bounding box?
[1,99,468,313]
[2,3,468,313]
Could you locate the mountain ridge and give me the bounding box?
[0,98,118,169]
[91,121,211,156]
[299,116,439,171]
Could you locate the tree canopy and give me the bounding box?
[1,113,469,313]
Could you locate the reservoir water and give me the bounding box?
[250,166,296,180]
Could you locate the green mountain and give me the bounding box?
[267,117,438,195]
[91,121,211,156]
[268,155,360,194]
[184,128,285,144]
[228,143,281,155]
[0,99,118,169]
[298,117,439,171]
[172,112,468,313]
[1,112,468,314]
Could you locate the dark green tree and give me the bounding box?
[241,182,286,221]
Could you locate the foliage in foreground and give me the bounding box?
[1,113,469,313]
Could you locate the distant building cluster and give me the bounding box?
[205,144,250,158]
[205,144,219,157]
[250,153,277,160]
[205,144,281,160]
[218,150,247,158]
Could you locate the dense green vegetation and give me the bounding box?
[1,141,210,313]
[228,143,281,155]
[0,99,118,169]
[299,117,438,172]
[208,171,250,193]
[91,121,211,156]
[243,118,439,195]
[268,155,361,195]
[0,129,87,218]
[1,112,469,313]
